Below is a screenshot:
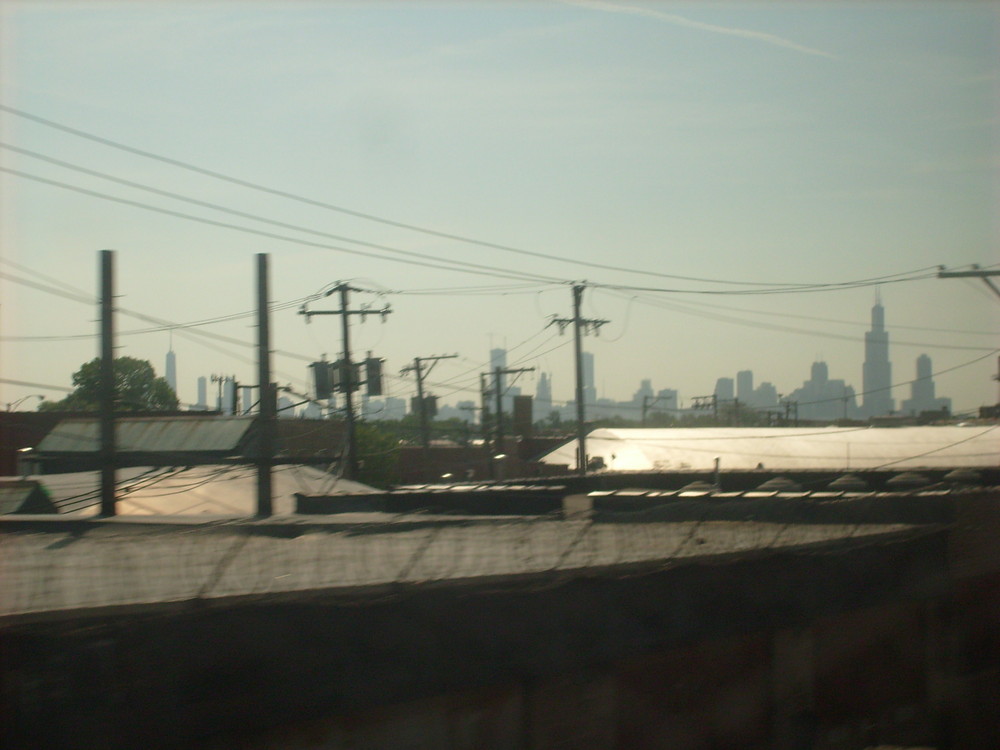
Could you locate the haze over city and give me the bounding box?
[2,1,997,416]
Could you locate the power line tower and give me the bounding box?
[548,283,609,474]
[299,283,391,479]
[401,354,458,450]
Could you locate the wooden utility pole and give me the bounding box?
[99,250,116,517]
[299,284,391,479]
[401,354,457,449]
[548,284,608,474]
[937,265,1000,301]
[256,254,274,517]
[493,365,534,455]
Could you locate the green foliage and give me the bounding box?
[355,422,401,489]
[39,356,178,412]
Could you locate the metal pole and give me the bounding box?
[494,365,504,455]
[414,358,430,449]
[340,284,359,479]
[256,254,274,517]
[573,284,587,474]
[99,250,116,517]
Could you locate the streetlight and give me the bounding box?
[6,395,44,411]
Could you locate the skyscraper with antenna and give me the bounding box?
[862,291,894,417]
[165,334,177,397]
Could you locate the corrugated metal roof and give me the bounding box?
[540,426,1000,471]
[37,417,252,454]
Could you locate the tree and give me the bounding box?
[40,357,179,412]
[355,422,401,489]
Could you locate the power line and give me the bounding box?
[0,106,955,290]
[0,144,571,285]
[0,167,568,285]
[604,288,997,352]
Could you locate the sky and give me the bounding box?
[1,0,998,417]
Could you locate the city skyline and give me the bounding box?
[164,294,964,423]
[2,3,997,413]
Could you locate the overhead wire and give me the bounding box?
[0,167,569,286]
[0,106,959,292]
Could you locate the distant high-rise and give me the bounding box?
[633,379,654,406]
[715,377,735,402]
[490,348,507,389]
[736,370,753,404]
[788,361,859,422]
[901,354,951,416]
[582,352,596,405]
[862,295,894,417]
[165,348,177,396]
[536,372,553,421]
[196,376,208,411]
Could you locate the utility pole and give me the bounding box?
[692,394,718,423]
[255,253,274,517]
[401,354,458,449]
[480,372,493,463]
[937,264,1000,301]
[99,250,116,517]
[493,365,535,455]
[299,284,391,479]
[548,284,609,474]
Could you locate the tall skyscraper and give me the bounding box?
[715,377,735,402]
[788,361,859,422]
[490,348,507,390]
[582,351,596,405]
[901,354,951,416]
[632,379,654,406]
[165,347,177,395]
[196,376,208,411]
[536,372,553,421]
[736,370,753,404]
[862,294,894,417]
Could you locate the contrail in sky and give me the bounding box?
[560,0,837,59]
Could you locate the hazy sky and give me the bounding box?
[1,1,998,416]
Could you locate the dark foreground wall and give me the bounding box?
[5,528,998,750]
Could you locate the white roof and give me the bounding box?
[539,426,1000,472]
[18,464,377,516]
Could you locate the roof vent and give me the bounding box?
[827,474,869,491]
[679,480,715,492]
[943,468,982,486]
[886,471,932,489]
[756,476,801,492]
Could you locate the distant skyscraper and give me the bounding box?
[736,370,753,404]
[788,361,859,422]
[165,347,177,396]
[754,382,779,409]
[633,379,654,406]
[655,388,679,413]
[901,354,951,416]
[490,347,507,390]
[582,351,596,405]
[196,376,208,411]
[862,294,894,417]
[277,395,295,418]
[536,372,553,421]
[715,377,735,402]
[223,379,235,415]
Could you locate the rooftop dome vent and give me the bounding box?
[679,480,716,493]
[943,468,982,486]
[886,471,932,489]
[756,476,802,492]
[827,474,869,491]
